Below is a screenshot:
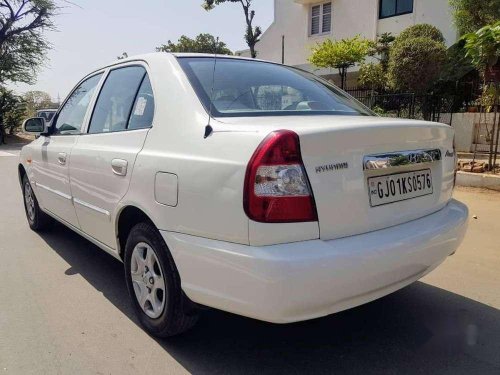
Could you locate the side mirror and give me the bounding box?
[23,117,48,135]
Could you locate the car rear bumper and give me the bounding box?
[161,199,468,323]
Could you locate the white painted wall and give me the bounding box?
[450,113,476,152]
[450,113,497,153]
[250,0,458,69]
[250,0,378,66]
[377,0,458,47]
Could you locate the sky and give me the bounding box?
[8,0,274,101]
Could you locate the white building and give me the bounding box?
[239,0,458,83]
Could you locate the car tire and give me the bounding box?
[22,174,53,231]
[124,222,199,337]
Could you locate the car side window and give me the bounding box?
[53,73,103,135]
[128,75,155,130]
[88,66,149,134]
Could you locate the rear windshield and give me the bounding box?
[178,57,372,118]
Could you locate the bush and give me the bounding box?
[358,63,386,90]
[0,87,26,140]
[371,105,386,116]
[387,24,448,93]
[397,24,445,44]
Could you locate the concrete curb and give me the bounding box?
[456,171,500,191]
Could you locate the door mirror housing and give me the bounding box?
[23,117,48,135]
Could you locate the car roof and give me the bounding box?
[80,52,282,90]
[172,52,268,62]
[105,52,271,68]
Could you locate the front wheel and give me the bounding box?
[22,174,53,231]
[124,222,198,337]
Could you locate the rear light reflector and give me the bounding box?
[244,130,318,223]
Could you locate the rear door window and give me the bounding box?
[128,75,155,130]
[88,66,153,134]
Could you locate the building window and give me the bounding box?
[379,0,413,19]
[311,2,332,36]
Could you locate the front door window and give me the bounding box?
[53,73,103,135]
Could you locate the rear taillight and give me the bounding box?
[244,130,318,223]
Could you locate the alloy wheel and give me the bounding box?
[130,242,166,319]
[24,181,36,222]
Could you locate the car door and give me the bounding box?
[32,73,103,228]
[69,64,154,249]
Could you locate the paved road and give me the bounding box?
[1,143,499,375]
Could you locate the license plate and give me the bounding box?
[368,169,433,207]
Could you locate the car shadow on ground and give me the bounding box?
[39,222,500,375]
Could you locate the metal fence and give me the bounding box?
[345,89,455,125]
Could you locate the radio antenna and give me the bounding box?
[204,37,219,139]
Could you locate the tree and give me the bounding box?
[387,25,447,93]
[358,33,395,91]
[439,40,474,84]
[3,94,25,134]
[449,0,500,36]
[0,87,25,143]
[369,32,395,72]
[202,0,261,58]
[462,21,500,167]
[309,35,372,89]
[462,21,500,76]
[23,90,54,117]
[0,0,56,85]
[156,33,232,55]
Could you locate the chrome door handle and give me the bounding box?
[111,159,128,176]
[57,152,67,165]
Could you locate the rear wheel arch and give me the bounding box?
[116,205,156,259]
[123,221,199,336]
[18,164,27,187]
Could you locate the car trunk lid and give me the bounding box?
[295,117,455,240]
[218,115,456,240]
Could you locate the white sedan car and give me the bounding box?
[19,53,468,337]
